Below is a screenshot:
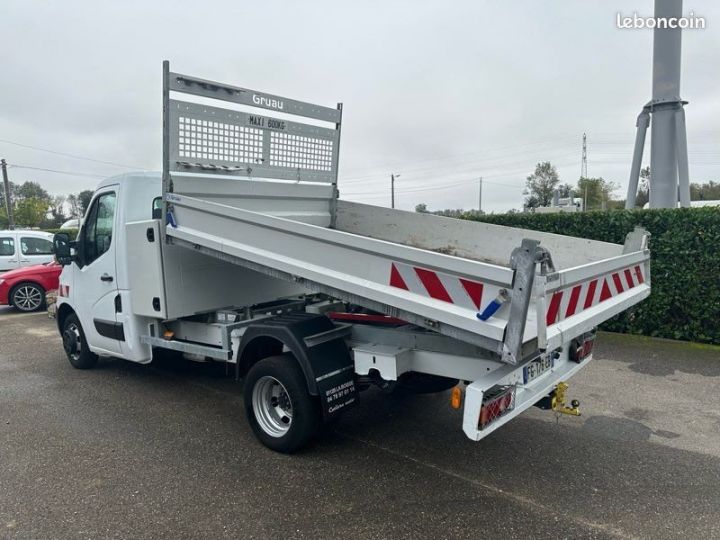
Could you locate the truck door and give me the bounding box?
[0,234,19,272]
[74,187,122,355]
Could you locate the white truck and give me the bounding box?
[51,63,651,453]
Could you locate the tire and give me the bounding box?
[62,313,99,369]
[11,282,46,312]
[243,354,321,453]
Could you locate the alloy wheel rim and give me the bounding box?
[14,286,42,311]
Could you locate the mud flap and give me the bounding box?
[238,313,357,421]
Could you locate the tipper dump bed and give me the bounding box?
[161,63,650,366]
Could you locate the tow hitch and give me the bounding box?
[551,381,581,416]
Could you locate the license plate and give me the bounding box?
[523,356,553,384]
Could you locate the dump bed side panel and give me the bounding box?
[167,192,514,351]
[335,200,624,270]
[537,249,651,351]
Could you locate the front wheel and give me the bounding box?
[62,313,98,369]
[11,282,45,312]
[243,354,321,453]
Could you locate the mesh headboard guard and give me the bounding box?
[162,61,342,185]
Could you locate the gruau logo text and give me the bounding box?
[252,94,284,110]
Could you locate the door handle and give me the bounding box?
[100,273,114,282]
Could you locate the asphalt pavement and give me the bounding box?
[1,308,719,539]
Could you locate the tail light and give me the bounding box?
[479,385,515,430]
[450,386,463,409]
[570,332,596,363]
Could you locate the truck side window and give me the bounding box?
[0,237,14,256]
[152,197,162,219]
[82,192,116,265]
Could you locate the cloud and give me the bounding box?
[1,0,718,211]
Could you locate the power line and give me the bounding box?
[340,135,581,180]
[8,164,106,179]
[341,143,581,184]
[0,138,149,170]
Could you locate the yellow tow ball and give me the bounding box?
[551,382,581,416]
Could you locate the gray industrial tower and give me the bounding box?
[626,0,691,209]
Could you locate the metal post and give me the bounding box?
[162,60,171,231]
[391,174,395,209]
[390,173,400,209]
[329,102,344,228]
[478,177,483,212]
[1,159,14,230]
[626,109,651,209]
[675,107,691,208]
[649,0,685,208]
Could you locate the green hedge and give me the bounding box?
[464,208,720,344]
[42,228,79,241]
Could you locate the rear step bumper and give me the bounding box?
[462,353,592,441]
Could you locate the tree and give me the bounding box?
[524,162,560,208]
[78,190,94,216]
[66,194,81,218]
[635,166,651,208]
[14,181,49,202]
[0,179,14,223]
[557,183,574,198]
[47,195,68,227]
[690,180,720,201]
[577,177,619,210]
[415,203,428,213]
[14,198,48,227]
[1,180,52,227]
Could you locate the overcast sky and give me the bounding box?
[1,0,718,213]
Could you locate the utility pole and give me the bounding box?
[391,173,400,209]
[1,159,14,230]
[478,177,483,213]
[581,133,588,179]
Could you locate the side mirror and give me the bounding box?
[53,233,75,266]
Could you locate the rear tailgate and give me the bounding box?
[536,248,651,352]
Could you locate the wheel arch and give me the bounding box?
[237,335,285,378]
[56,302,76,334]
[236,314,357,422]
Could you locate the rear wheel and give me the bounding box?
[62,313,98,369]
[11,282,45,312]
[243,354,321,453]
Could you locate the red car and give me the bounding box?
[0,261,62,312]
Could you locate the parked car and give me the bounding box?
[0,261,62,312]
[60,218,81,230]
[0,230,55,272]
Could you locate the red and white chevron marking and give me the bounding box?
[546,264,646,326]
[389,262,485,310]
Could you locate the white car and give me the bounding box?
[60,218,81,230]
[0,230,55,272]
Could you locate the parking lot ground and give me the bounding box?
[1,309,719,539]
